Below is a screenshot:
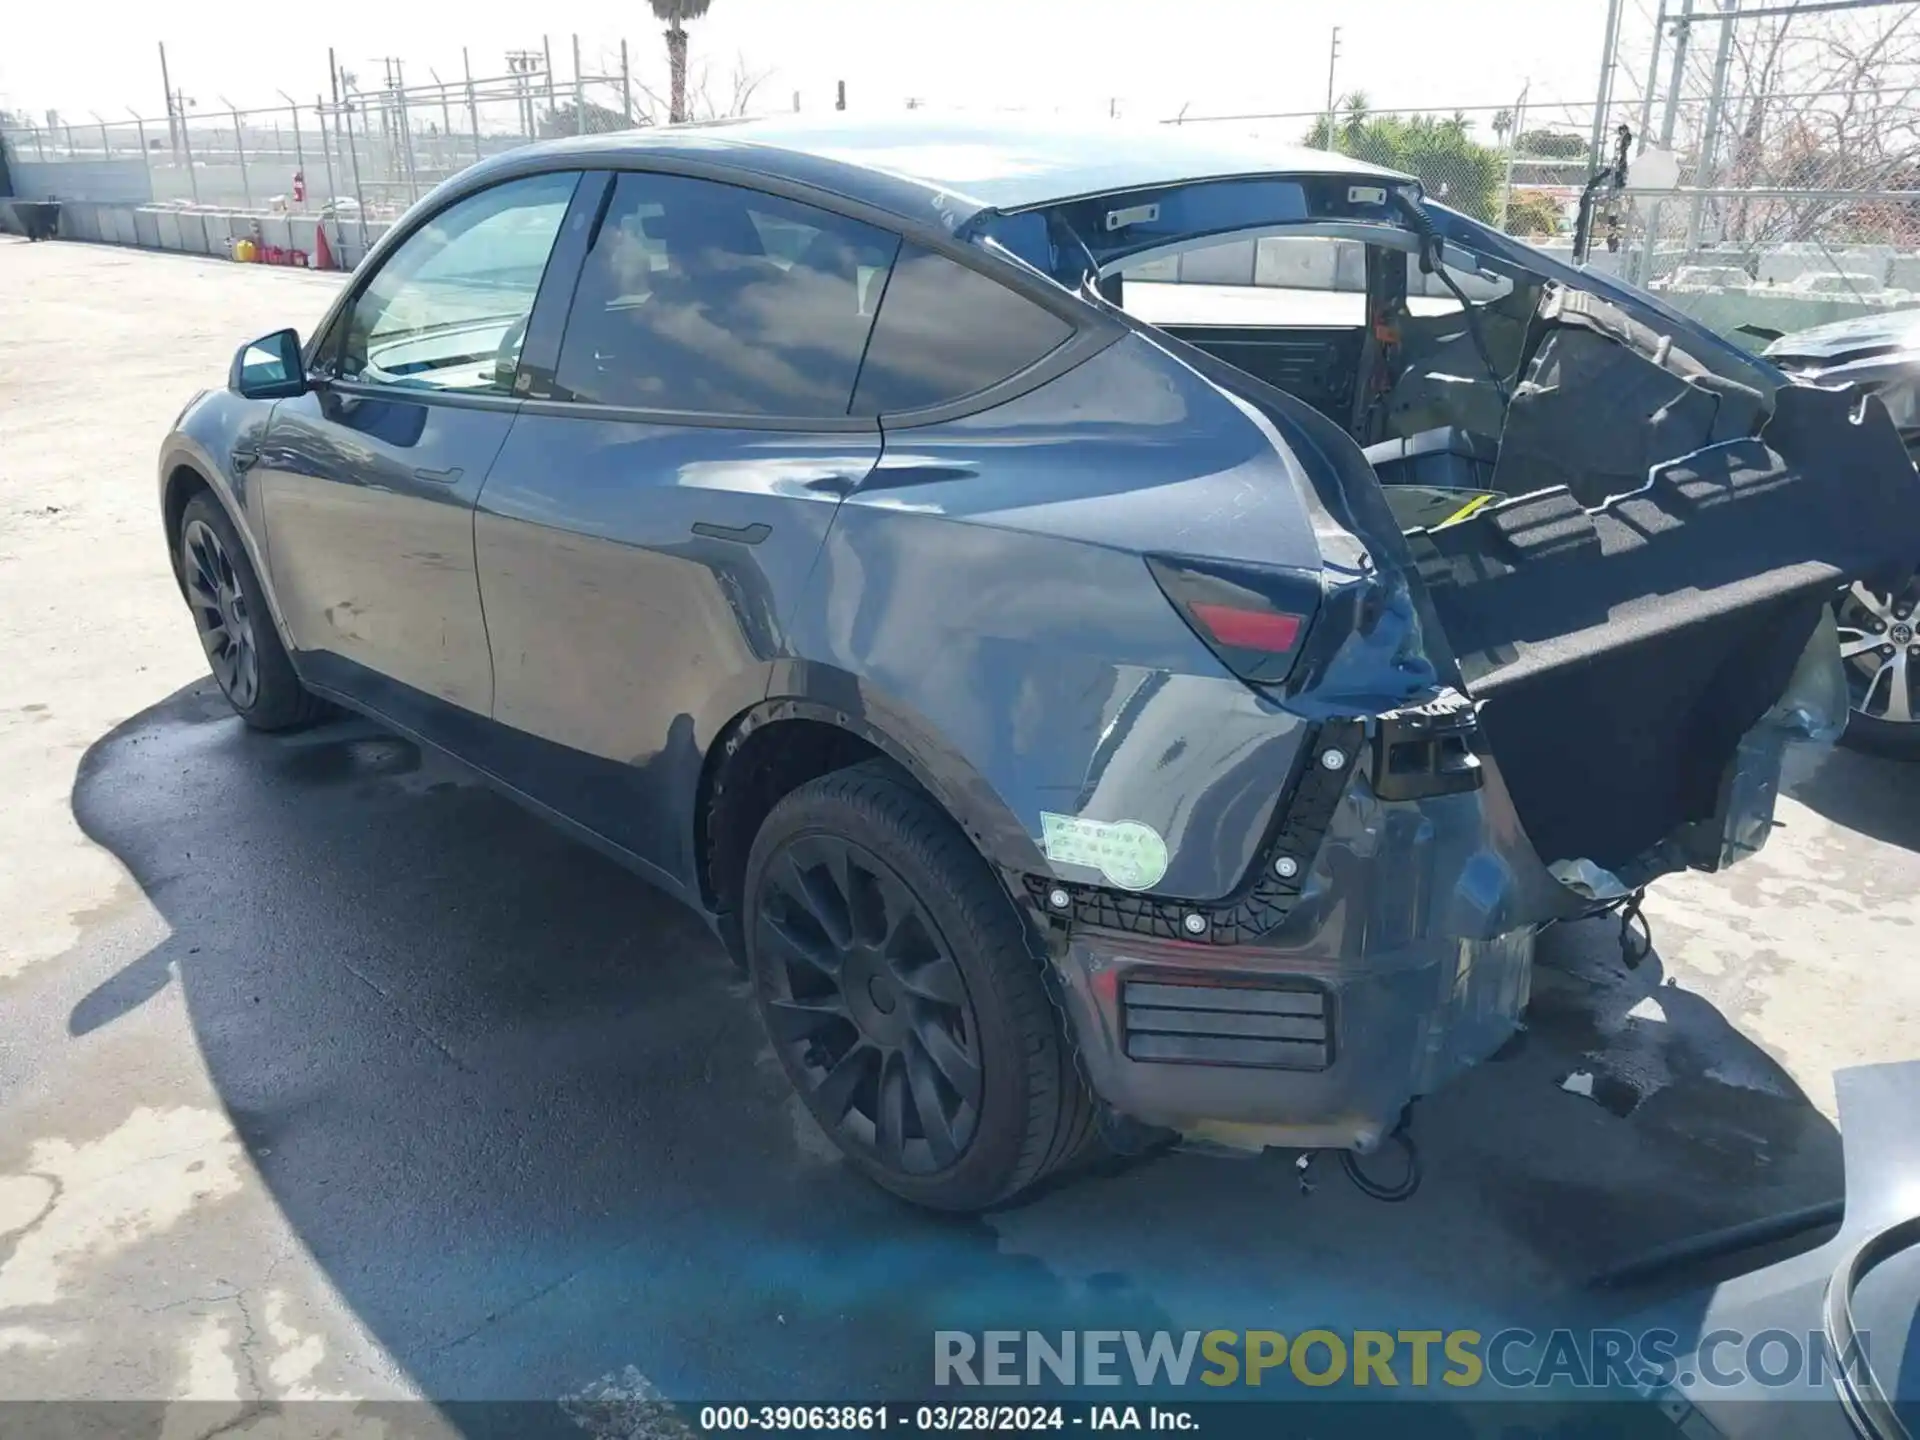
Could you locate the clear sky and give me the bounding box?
[2,0,1633,133]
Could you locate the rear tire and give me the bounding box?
[744,759,1097,1210]
[1834,574,1920,761]
[178,492,326,732]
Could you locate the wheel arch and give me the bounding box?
[162,461,215,593]
[694,680,1046,963]
[159,438,300,659]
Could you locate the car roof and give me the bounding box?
[499,113,1413,231]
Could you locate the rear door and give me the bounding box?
[471,169,895,890]
[256,170,582,720]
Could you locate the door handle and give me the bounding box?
[691,521,770,545]
[230,445,261,473]
[413,466,464,485]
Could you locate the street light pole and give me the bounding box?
[1322,27,1342,152]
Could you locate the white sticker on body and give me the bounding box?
[1039,812,1170,892]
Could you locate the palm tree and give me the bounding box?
[648,0,713,123]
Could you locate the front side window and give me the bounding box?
[336,171,580,394]
[552,172,899,418]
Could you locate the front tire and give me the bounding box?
[178,492,325,731]
[744,760,1096,1210]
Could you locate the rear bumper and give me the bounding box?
[1044,614,1850,1146]
[1053,923,1534,1150]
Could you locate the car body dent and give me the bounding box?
[790,331,1366,903]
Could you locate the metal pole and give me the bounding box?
[158,41,178,157]
[279,94,306,208]
[130,110,153,200]
[464,49,482,162]
[543,35,557,128]
[224,101,251,209]
[1322,27,1341,151]
[1587,0,1628,168]
[1498,82,1530,232]
[394,61,420,204]
[317,98,338,243]
[179,92,198,202]
[1635,0,1670,151]
[338,86,369,255]
[431,71,454,176]
[574,34,587,134]
[621,40,633,123]
[1685,0,1738,256]
[1637,0,1696,284]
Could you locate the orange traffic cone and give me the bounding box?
[313,221,335,272]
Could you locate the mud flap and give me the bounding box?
[1405,382,1920,876]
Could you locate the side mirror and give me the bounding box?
[229,328,307,399]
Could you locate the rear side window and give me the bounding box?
[851,245,1075,416]
[553,172,899,418]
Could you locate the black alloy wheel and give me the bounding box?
[743,760,1098,1210]
[176,491,325,731]
[756,832,983,1175]
[182,515,261,711]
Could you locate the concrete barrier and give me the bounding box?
[178,212,211,256]
[55,201,98,242]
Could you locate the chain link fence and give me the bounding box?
[1603,0,1920,344]
[0,35,663,260]
[9,10,1920,354]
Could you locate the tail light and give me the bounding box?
[1146,554,1321,686]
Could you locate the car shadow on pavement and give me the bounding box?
[1783,739,1920,853]
[64,681,1846,1405]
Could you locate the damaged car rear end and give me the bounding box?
[802,130,1920,1181]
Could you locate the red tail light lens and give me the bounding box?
[1147,555,1321,687]
[1187,602,1304,654]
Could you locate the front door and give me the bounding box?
[255,169,582,719]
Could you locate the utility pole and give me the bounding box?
[1322,27,1342,152]
[621,40,634,124]
[157,41,179,157]
[464,49,483,162]
[573,34,587,135]
[507,51,543,140]
[1635,0,1670,151]
[1684,0,1738,256]
[1635,0,1696,283]
[1587,0,1628,169]
[1589,0,1620,168]
[1498,81,1530,232]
